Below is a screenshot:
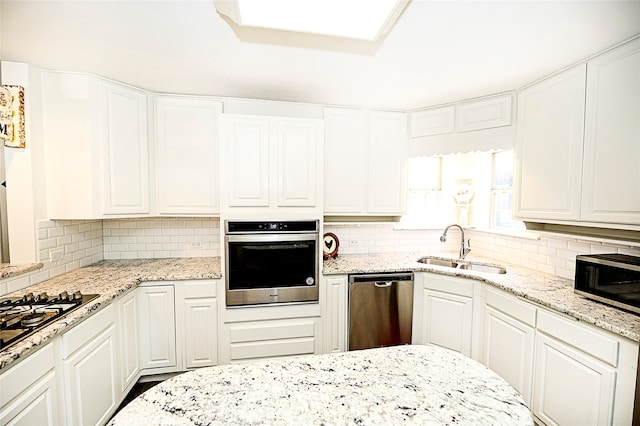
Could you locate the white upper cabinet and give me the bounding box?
[323,108,367,214]
[410,94,513,138]
[581,38,640,225]
[410,106,455,137]
[513,64,587,222]
[101,82,150,215]
[155,96,223,215]
[514,37,640,228]
[219,114,323,213]
[368,111,408,214]
[457,95,512,132]
[324,108,408,216]
[42,71,150,219]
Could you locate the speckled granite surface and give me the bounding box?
[0,262,44,279]
[0,257,221,371]
[324,252,640,343]
[109,344,532,426]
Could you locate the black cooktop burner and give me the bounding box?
[0,291,99,351]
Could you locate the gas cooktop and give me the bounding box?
[0,291,99,351]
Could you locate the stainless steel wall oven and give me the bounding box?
[224,220,319,307]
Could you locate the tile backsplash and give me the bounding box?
[324,223,640,280]
[103,218,221,259]
[1,219,103,295]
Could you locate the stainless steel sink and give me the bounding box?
[416,257,506,274]
[416,257,459,268]
[456,263,507,274]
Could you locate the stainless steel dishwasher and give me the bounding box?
[348,272,414,351]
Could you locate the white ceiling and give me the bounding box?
[1,0,639,110]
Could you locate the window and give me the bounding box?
[490,151,524,230]
[402,150,523,231]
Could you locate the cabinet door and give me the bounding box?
[533,333,616,426]
[274,119,323,207]
[156,97,223,215]
[582,38,640,225]
[100,81,150,215]
[421,289,473,356]
[183,298,218,368]
[457,94,512,132]
[367,111,408,214]
[410,106,455,137]
[117,290,139,395]
[514,64,586,221]
[64,326,118,426]
[221,116,270,207]
[323,275,348,353]
[484,306,535,406]
[137,285,177,370]
[323,108,367,214]
[0,345,58,426]
[0,371,58,426]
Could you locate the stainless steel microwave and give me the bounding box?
[574,254,640,314]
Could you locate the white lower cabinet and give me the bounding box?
[416,273,474,357]
[137,284,177,373]
[479,287,637,426]
[137,280,220,374]
[532,309,637,426]
[178,281,219,369]
[534,332,615,426]
[483,288,536,406]
[61,305,118,426]
[0,345,59,426]
[221,316,322,363]
[323,275,348,353]
[116,290,139,395]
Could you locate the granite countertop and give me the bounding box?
[109,344,533,426]
[324,252,640,343]
[0,257,221,371]
[0,262,44,280]
[3,251,640,372]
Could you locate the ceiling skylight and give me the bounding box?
[214,0,409,41]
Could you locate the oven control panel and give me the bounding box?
[226,220,319,233]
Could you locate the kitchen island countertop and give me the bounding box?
[109,344,533,426]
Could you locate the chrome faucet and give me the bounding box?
[440,224,471,260]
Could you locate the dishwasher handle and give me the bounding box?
[374,281,393,288]
[350,272,414,284]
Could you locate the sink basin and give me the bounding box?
[416,257,506,274]
[456,263,507,274]
[416,257,459,268]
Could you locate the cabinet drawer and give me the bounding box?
[486,287,536,327]
[0,344,55,407]
[228,318,319,362]
[229,318,316,343]
[537,309,619,367]
[183,281,218,299]
[423,273,474,297]
[61,304,114,358]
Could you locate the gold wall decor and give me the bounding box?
[0,85,26,148]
